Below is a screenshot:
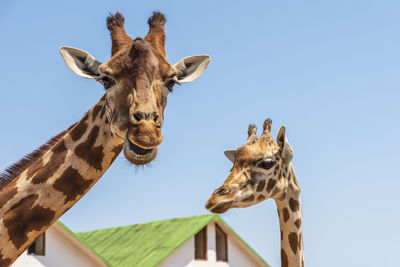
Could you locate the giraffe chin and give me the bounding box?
[209,207,229,214]
[208,201,234,214]
[123,137,158,165]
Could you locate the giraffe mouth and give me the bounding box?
[123,137,158,165]
[207,201,233,214]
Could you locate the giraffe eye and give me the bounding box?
[165,80,175,91]
[257,160,275,170]
[98,75,115,89]
[165,76,180,91]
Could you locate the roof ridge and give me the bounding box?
[75,213,219,234]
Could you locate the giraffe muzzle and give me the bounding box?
[123,136,158,165]
[206,200,234,214]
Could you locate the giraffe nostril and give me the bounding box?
[215,187,228,196]
[153,113,159,123]
[133,111,145,122]
[133,113,141,122]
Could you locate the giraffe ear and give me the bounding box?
[277,126,294,163]
[224,150,237,163]
[59,47,102,79]
[174,55,210,83]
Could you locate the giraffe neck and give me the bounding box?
[275,187,304,267]
[0,95,123,266]
[274,164,304,267]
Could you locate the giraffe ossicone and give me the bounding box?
[0,11,210,266]
[206,118,304,267]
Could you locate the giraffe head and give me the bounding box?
[206,118,298,213]
[59,12,210,165]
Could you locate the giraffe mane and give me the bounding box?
[0,122,77,189]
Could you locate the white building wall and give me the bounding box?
[159,221,266,267]
[12,224,106,267]
[12,251,45,267]
[159,236,195,267]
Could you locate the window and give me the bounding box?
[194,226,207,260]
[28,233,45,256]
[215,223,227,262]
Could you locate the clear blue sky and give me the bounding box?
[1,1,400,266]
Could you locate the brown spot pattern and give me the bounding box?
[118,123,129,132]
[282,207,290,222]
[243,195,254,202]
[70,116,88,141]
[74,126,104,170]
[271,187,281,198]
[53,167,93,204]
[280,230,283,240]
[288,232,299,255]
[248,179,255,187]
[0,254,11,267]
[31,141,68,184]
[92,104,102,121]
[99,105,106,119]
[266,179,276,193]
[289,198,300,212]
[295,218,302,229]
[281,249,288,267]
[3,194,55,249]
[26,158,43,179]
[299,233,302,251]
[257,195,266,201]
[53,139,68,154]
[111,144,123,162]
[0,185,17,209]
[256,180,265,192]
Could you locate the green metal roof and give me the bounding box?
[61,214,268,267]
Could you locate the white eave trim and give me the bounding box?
[52,223,107,267]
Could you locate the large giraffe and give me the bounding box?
[0,12,210,265]
[205,118,303,267]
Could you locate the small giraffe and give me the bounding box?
[205,118,304,267]
[0,12,210,265]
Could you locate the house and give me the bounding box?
[12,221,106,267]
[13,214,269,267]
